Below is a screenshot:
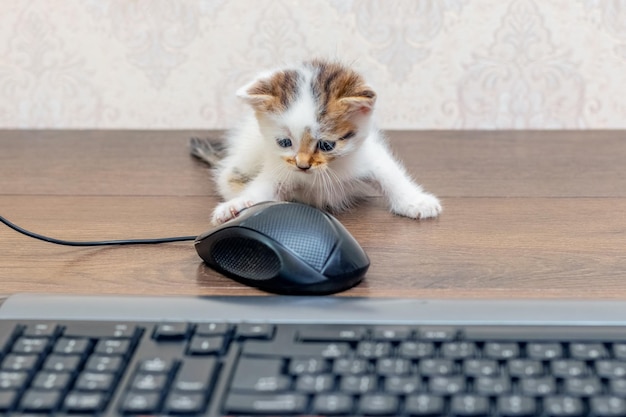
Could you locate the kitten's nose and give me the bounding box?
[295,154,311,171]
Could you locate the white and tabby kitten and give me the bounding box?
[191,59,442,225]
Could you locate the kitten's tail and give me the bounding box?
[189,137,226,167]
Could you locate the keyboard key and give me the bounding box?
[450,394,490,416]
[22,323,58,338]
[527,342,563,360]
[120,392,160,413]
[519,376,557,396]
[398,341,435,358]
[569,342,608,360]
[372,325,412,341]
[195,322,230,336]
[429,375,466,395]
[507,359,544,377]
[230,357,289,392]
[131,373,168,391]
[85,355,123,373]
[419,358,456,376]
[483,341,520,359]
[42,354,81,372]
[12,337,48,354]
[0,371,27,389]
[613,343,626,360]
[171,357,217,392]
[164,392,205,414]
[289,357,328,375]
[417,326,457,341]
[236,323,275,339]
[384,375,421,394]
[64,391,105,412]
[295,374,334,393]
[609,379,626,396]
[224,393,307,414]
[551,359,589,378]
[463,359,499,377]
[358,394,399,415]
[333,358,369,375]
[138,357,175,374]
[31,371,72,390]
[590,396,626,416]
[94,339,131,355]
[153,322,190,340]
[376,358,411,375]
[64,322,139,338]
[187,335,224,355]
[564,377,603,396]
[496,395,537,416]
[596,360,626,378]
[543,395,584,416]
[20,389,61,412]
[53,338,90,355]
[405,394,446,415]
[302,342,352,358]
[441,341,477,359]
[1,354,37,371]
[312,393,353,414]
[74,372,115,391]
[242,340,351,358]
[340,374,377,393]
[475,376,512,395]
[356,341,392,358]
[298,326,366,342]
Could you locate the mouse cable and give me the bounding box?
[0,215,197,247]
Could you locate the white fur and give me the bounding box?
[211,66,442,225]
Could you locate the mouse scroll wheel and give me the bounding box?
[241,204,337,271]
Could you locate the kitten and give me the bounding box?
[191,59,442,225]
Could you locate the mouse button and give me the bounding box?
[321,232,370,279]
[240,203,337,271]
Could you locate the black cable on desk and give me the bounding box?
[0,215,197,246]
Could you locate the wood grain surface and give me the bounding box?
[1,130,625,299]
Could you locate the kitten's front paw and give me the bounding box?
[392,192,442,220]
[211,198,254,225]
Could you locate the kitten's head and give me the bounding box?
[237,60,376,172]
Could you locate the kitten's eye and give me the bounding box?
[317,140,336,152]
[276,138,292,148]
[340,131,355,140]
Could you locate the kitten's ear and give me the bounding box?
[236,77,274,111]
[338,88,377,115]
[236,70,299,113]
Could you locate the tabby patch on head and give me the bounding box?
[237,60,376,172]
[240,69,302,113]
[307,59,376,122]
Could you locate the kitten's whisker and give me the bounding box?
[325,168,349,210]
[320,169,336,208]
[273,165,291,198]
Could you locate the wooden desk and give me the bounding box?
[1,130,625,299]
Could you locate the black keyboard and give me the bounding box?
[2,295,626,416]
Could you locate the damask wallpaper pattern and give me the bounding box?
[0,0,625,129]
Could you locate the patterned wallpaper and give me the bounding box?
[1,0,626,130]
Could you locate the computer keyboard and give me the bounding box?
[2,295,626,416]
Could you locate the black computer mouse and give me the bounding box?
[194,201,369,295]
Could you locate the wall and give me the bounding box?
[1,0,625,130]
